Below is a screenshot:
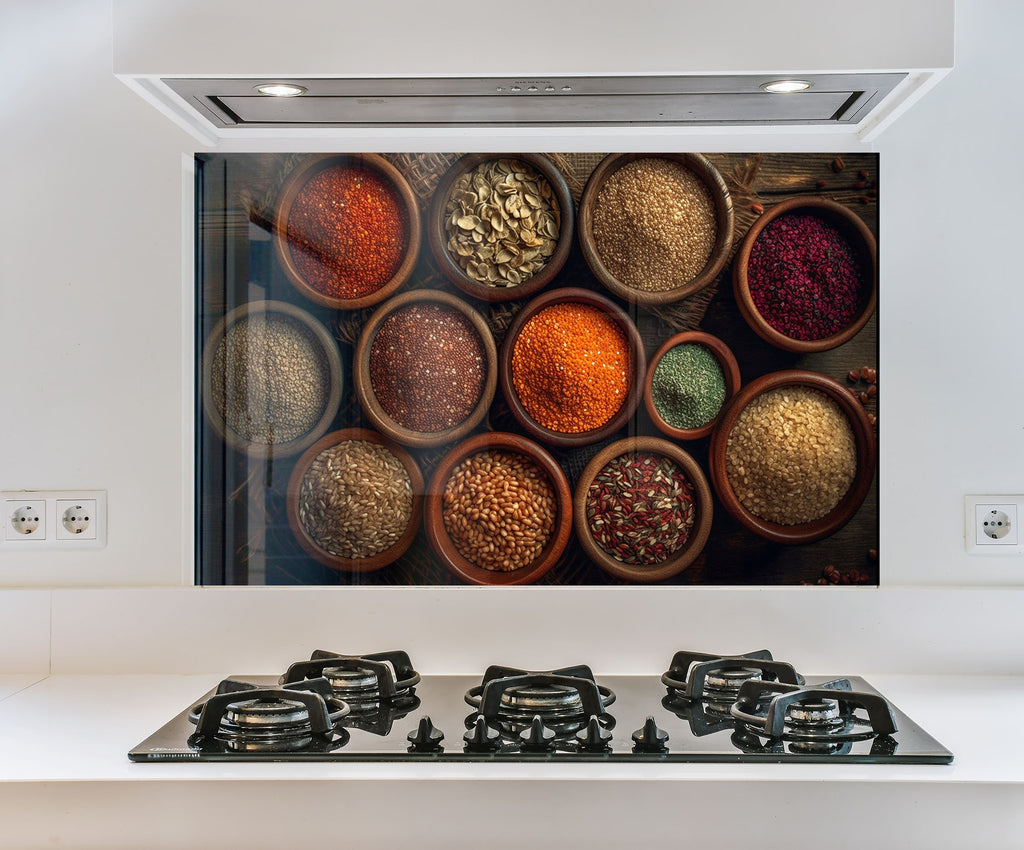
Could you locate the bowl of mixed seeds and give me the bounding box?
[643,331,742,441]
[286,428,424,572]
[202,300,343,459]
[427,153,574,303]
[424,432,573,585]
[573,437,713,583]
[577,153,734,307]
[709,370,876,545]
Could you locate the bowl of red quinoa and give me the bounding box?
[577,153,734,307]
[286,428,424,573]
[427,153,575,304]
[273,153,421,310]
[202,300,343,459]
[424,432,573,585]
[709,370,876,545]
[499,287,646,449]
[643,330,742,441]
[573,437,713,583]
[354,289,498,449]
[732,197,877,353]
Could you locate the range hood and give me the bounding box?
[113,0,953,146]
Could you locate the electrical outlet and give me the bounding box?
[965,495,1024,556]
[0,490,106,549]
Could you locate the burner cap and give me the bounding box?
[224,697,310,730]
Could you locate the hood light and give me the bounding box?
[760,80,813,93]
[255,83,307,97]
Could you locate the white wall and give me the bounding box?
[0,0,1021,589]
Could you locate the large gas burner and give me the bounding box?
[281,650,420,704]
[187,677,350,753]
[662,649,804,703]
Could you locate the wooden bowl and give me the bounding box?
[643,331,741,441]
[573,437,713,583]
[708,370,876,545]
[577,153,734,307]
[424,432,573,586]
[354,289,497,449]
[732,197,877,353]
[427,153,575,303]
[201,300,342,459]
[286,428,424,573]
[499,287,646,449]
[273,153,421,311]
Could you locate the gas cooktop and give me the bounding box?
[128,649,953,764]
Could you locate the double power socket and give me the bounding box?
[1,490,107,549]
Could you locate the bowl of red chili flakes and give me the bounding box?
[274,153,421,311]
[733,197,877,353]
[573,437,713,583]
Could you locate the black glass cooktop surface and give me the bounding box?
[129,673,953,764]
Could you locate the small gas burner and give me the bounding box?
[661,649,805,706]
[281,650,421,705]
[187,677,350,753]
[464,665,616,747]
[730,677,898,750]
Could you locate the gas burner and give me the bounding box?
[464,665,616,743]
[661,649,804,707]
[730,677,898,745]
[187,677,350,753]
[280,650,421,708]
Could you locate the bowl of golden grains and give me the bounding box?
[709,370,876,545]
[578,153,734,307]
[286,428,424,572]
[424,432,573,585]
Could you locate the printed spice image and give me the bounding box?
[650,342,726,430]
[511,302,631,434]
[591,157,717,292]
[442,449,557,572]
[725,386,857,525]
[443,158,560,288]
[286,163,409,300]
[746,212,866,340]
[585,452,696,565]
[211,312,330,445]
[369,302,485,432]
[297,440,413,560]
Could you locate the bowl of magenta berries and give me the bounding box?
[733,197,877,353]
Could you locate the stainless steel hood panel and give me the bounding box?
[167,74,903,129]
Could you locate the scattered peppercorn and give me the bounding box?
[867,413,878,426]
[848,368,861,383]
[816,179,828,189]
[746,212,867,341]
[858,169,869,180]
[369,302,485,432]
[867,384,877,397]
[286,163,409,300]
[511,302,631,434]
[859,391,870,405]
[650,343,727,430]
[831,156,846,172]
[751,202,764,215]
[855,180,867,190]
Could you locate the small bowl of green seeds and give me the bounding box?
[643,331,741,441]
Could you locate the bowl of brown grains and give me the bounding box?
[286,428,424,573]
[574,437,713,583]
[427,153,574,303]
[577,153,734,307]
[202,300,343,459]
[732,197,877,353]
[424,432,572,585]
[709,370,876,545]
[273,153,421,311]
[499,287,646,449]
[354,289,498,449]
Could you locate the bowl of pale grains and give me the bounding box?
[286,428,424,572]
[202,300,342,459]
[643,331,741,441]
[424,432,572,585]
[577,153,734,307]
[709,370,876,545]
[573,437,713,583]
[427,153,574,304]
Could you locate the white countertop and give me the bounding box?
[1,673,1022,849]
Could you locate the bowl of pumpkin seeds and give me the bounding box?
[427,153,574,303]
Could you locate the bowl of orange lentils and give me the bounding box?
[498,287,646,448]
